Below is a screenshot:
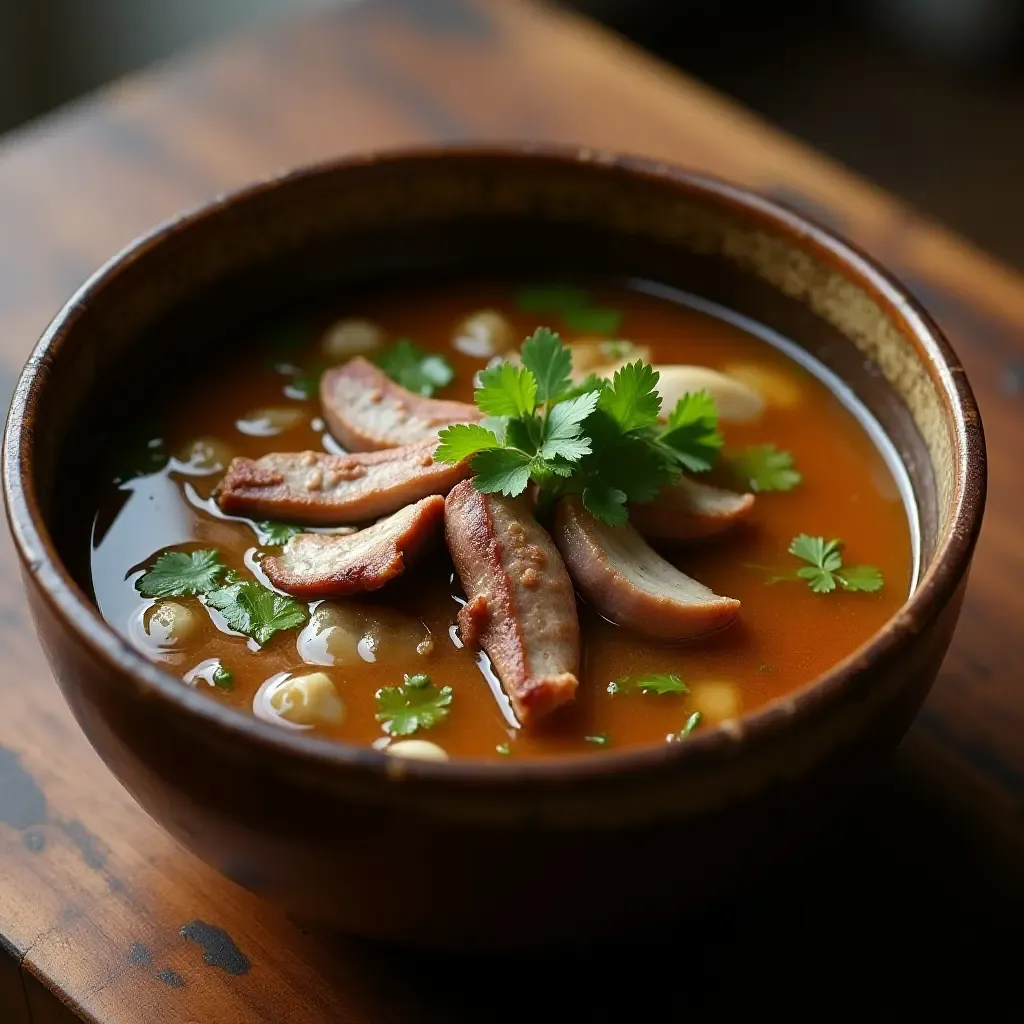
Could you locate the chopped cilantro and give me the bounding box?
[212,665,234,691]
[206,576,308,645]
[730,444,802,493]
[769,535,884,594]
[374,338,454,396]
[435,330,725,526]
[515,285,623,335]
[562,307,623,334]
[496,743,511,756]
[255,521,303,546]
[136,549,225,599]
[375,673,453,736]
[607,673,688,696]
[282,363,326,400]
[674,712,703,739]
[585,732,611,746]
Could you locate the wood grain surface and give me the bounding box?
[0,0,1021,1019]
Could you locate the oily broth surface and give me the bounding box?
[90,281,912,760]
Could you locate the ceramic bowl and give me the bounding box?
[3,148,986,948]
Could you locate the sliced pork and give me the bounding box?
[445,480,579,724]
[320,356,481,451]
[215,442,469,524]
[629,477,754,542]
[554,496,740,640]
[654,365,765,422]
[263,495,444,599]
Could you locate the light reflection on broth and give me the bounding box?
[89,280,915,760]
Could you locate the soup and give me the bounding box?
[88,280,914,761]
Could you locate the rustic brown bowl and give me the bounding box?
[3,148,986,949]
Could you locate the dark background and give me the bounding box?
[2,0,1022,268]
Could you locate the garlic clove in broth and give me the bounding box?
[268,672,346,727]
[453,310,516,359]
[385,739,448,762]
[144,600,201,648]
[322,318,384,360]
[236,407,305,437]
[723,362,803,411]
[653,365,765,422]
[174,436,234,474]
[298,602,431,668]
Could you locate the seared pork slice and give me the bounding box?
[263,496,444,599]
[320,356,481,451]
[554,496,739,640]
[445,480,579,724]
[629,477,754,542]
[216,442,469,524]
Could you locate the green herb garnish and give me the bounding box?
[136,549,225,598]
[255,521,303,546]
[730,444,802,493]
[212,665,234,691]
[585,732,611,747]
[770,534,884,594]
[206,576,308,645]
[496,743,511,757]
[374,338,454,397]
[607,673,688,696]
[281,363,326,400]
[435,329,724,526]
[375,673,453,736]
[516,285,623,335]
[672,712,703,740]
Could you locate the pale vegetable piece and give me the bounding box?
[298,601,432,667]
[236,407,305,437]
[724,361,802,411]
[174,436,234,474]
[322,318,384,360]
[145,600,200,648]
[453,310,515,359]
[268,671,346,727]
[568,339,651,381]
[690,681,741,723]
[553,496,740,640]
[653,365,765,422]
[384,739,449,762]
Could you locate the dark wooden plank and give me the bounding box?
[0,0,1021,1019]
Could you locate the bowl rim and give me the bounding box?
[2,144,987,787]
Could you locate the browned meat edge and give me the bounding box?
[629,477,755,542]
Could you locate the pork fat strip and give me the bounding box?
[554,496,739,640]
[263,495,444,599]
[216,442,469,524]
[445,480,579,724]
[629,477,754,542]
[320,356,481,451]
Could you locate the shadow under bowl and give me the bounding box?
[2,147,986,949]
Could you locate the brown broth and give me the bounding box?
[89,280,914,761]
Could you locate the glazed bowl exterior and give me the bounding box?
[3,148,986,948]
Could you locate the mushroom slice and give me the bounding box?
[445,480,579,724]
[629,477,755,542]
[654,365,765,423]
[263,496,444,599]
[553,496,739,640]
[216,441,469,524]
[320,356,481,451]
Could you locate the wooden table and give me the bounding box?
[1,1,1022,1019]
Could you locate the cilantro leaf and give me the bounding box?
[212,665,234,691]
[607,673,688,696]
[582,482,629,526]
[496,742,511,756]
[471,448,534,496]
[374,339,454,396]
[435,423,502,465]
[777,534,884,595]
[521,328,572,401]
[206,578,308,646]
[255,521,303,546]
[376,673,453,736]
[561,306,623,334]
[282,363,326,400]
[599,361,662,431]
[658,390,723,473]
[540,391,599,462]
[731,445,802,493]
[516,285,591,313]
[556,372,608,403]
[584,732,611,746]
[674,712,703,739]
[136,549,224,598]
[475,361,538,418]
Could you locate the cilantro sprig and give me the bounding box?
[435,328,725,526]
[516,285,623,335]
[376,673,453,736]
[607,673,688,696]
[769,535,884,594]
[135,549,225,598]
[374,339,454,397]
[730,444,802,493]
[255,521,303,546]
